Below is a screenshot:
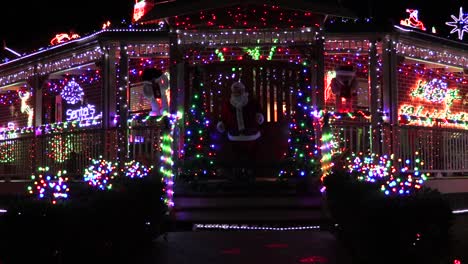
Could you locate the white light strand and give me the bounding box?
[177,28,316,46]
[0,48,103,87]
[0,68,35,88]
[37,48,103,76]
[324,39,371,53]
[0,27,167,87]
[453,208,468,215]
[396,42,468,68]
[0,28,165,67]
[193,223,321,231]
[126,43,170,57]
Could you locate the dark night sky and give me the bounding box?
[0,0,133,52]
[0,0,466,54]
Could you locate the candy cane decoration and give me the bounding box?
[19,91,34,127]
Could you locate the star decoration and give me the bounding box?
[445,7,468,40]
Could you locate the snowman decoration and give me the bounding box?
[141,68,170,116]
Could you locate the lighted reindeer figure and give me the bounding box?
[141,68,170,116]
[18,91,34,127]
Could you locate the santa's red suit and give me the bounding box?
[217,82,264,141]
[217,81,264,180]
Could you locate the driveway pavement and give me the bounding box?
[149,230,352,264]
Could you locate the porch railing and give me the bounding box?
[330,122,468,177]
[35,129,118,180]
[0,121,167,181]
[398,126,468,176]
[332,122,372,155]
[0,135,35,181]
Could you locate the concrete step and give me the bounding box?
[174,208,327,224]
[173,196,323,210]
[171,195,329,230]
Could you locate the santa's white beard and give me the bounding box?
[230,93,249,109]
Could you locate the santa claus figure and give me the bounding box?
[217,81,264,182]
[141,68,170,116]
[217,81,264,141]
[330,65,358,112]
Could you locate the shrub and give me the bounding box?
[323,170,454,264]
[0,176,167,263]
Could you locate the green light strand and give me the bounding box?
[215,49,225,62]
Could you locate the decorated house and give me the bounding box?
[0,0,467,204]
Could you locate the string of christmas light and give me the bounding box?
[35,119,101,135]
[347,152,428,196]
[127,43,170,58]
[395,42,468,68]
[46,135,73,163]
[186,45,307,65]
[410,79,452,103]
[323,48,382,115]
[27,167,70,204]
[279,66,318,179]
[160,112,181,208]
[244,41,279,61]
[37,48,103,77]
[0,68,35,88]
[128,57,169,84]
[1,29,167,87]
[215,49,226,62]
[0,90,20,105]
[0,141,15,163]
[347,152,394,182]
[320,113,336,182]
[60,79,84,105]
[0,126,33,138]
[18,90,34,128]
[398,62,467,84]
[397,63,468,129]
[182,69,216,178]
[123,160,152,178]
[312,110,372,158]
[312,109,374,121]
[83,157,118,190]
[127,112,168,126]
[171,4,319,30]
[45,69,101,96]
[398,114,467,129]
[193,223,321,231]
[177,29,316,47]
[116,44,130,167]
[325,39,371,53]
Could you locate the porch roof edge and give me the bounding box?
[0,29,169,73]
[393,25,468,52]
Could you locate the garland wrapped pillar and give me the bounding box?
[279,64,318,181]
[182,66,216,179]
[369,39,382,154]
[117,43,129,168]
[160,114,179,208]
[102,44,117,161]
